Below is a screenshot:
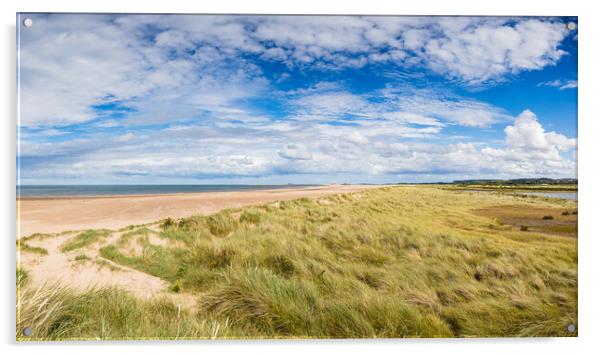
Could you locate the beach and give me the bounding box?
[17,185,578,338]
[17,184,378,237]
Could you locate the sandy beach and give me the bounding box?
[17,185,378,237]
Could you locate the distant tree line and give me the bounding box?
[451,178,577,185]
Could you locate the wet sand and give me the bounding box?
[17,185,379,237]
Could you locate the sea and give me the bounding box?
[17,184,317,198]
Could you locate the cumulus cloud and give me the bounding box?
[247,16,569,83]
[505,110,574,151]
[19,14,571,127]
[19,106,576,184]
[17,14,576,184]
[420,19,569,84]
[479,110,576,175]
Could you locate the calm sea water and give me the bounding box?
[17,185,317,198]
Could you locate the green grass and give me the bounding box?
[17,267,29,285]
[17,242,48,255]
[18,186,578,339]
[113,227,154,248]
[94,259,122,272]
[61,229,112,252]
[16,283,236,340]
[20,232,55,242]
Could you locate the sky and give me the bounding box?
[17,14,578,185]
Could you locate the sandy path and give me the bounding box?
[17,185,378,237]
[19,230,198,310]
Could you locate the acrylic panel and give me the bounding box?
[16,13,578,340]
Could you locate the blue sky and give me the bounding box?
[18,14,578,184]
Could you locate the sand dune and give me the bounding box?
[19,227,198,310]
[17,185,379,237]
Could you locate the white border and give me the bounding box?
[2,1,600,353]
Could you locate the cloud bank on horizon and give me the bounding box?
[18,14,578,184]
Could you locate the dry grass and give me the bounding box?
[18,186,578,339]
[16,270,235,340]
[475,205,577,237]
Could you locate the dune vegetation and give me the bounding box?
[16,186,577,340]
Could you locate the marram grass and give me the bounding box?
[17,186,577,339]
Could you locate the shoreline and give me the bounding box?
[16,184,328,200]
[17,184,382,237]
[16,186,332,201]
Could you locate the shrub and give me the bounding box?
[520,225,529,231]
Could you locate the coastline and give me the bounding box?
[16,184,323,199]
[17,184,381,237]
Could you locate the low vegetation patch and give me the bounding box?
[17,267,28,285]
[205,214,238,237]
[18,242,48,255]
[74,254,91,262]
[94,259,123,272]
[475,205,577,237]
[61,229,112,252]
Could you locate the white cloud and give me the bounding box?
[421,19,568,84]
[385,89,511,127]
[19,15,571,128]
[478,110,576,176]
[503,109,576,157]
[289,85,509,128]
[278,143,313,160]
[17,14,576,183]
[538,79,578,90]
[245,16,569,83]
[19,14,268,128]
[19,106,576,184]
[19,15,151,126]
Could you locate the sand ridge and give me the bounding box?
[19,228,198,311]
[17,185,380,306]
[17,185,379,237]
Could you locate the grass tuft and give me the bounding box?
[205,214,238,237]
[61,229,112,252]
[18,242,48,255]
[16,282,234,340]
